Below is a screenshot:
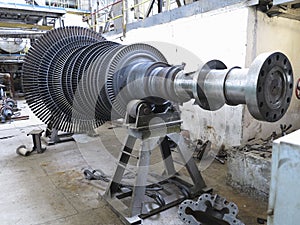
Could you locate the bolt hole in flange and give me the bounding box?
[268,58,272,65]
[246,52,293,122]
[296,78,300,99]
[184,206,230,225]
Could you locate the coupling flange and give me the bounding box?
[178,193,244,225]
[245,52,293,122]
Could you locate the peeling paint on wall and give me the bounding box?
[242,9,300,144]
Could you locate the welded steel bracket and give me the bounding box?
[27,129,46,154]
[43,121,74,145]
[103,103,209,225]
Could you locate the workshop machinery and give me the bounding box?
[22,27,293,133]
[0,103,13,122]
[0,1,66,96]
[22,27,293,225]
[0,97,18,123]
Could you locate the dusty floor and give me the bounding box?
[0,100,267,225]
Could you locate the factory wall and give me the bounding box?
[55,13,89,27]
[242,9,300,143]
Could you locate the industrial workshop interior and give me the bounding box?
[1,0,300,224]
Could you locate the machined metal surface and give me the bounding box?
[22,27,106,132]
[296,77,300,99]
[22,27,168,132]
[194,52,293,122]
[178,193,245,225]
[245,52,293,122]
[22,27,293,132]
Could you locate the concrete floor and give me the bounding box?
[0,100,267,225]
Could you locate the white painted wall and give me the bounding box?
[55,13,89,27]
[242,9,300,143]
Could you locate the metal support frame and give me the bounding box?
[103,103,208,225]
[146,0,163,17]
[43,121,74,145]
[27,129,46,153]
[0,2,65,29]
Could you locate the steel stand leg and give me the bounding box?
[159,136,176,176]
[168,133,206,193]
[103,128,208,225]
[178,145,206,192]
[107,135,137,195]
[44,121,74,145]
[27,129,46,153]
[131,139,151,216]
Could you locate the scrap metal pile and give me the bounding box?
[233,123,292,158]
[22,26,293,133]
